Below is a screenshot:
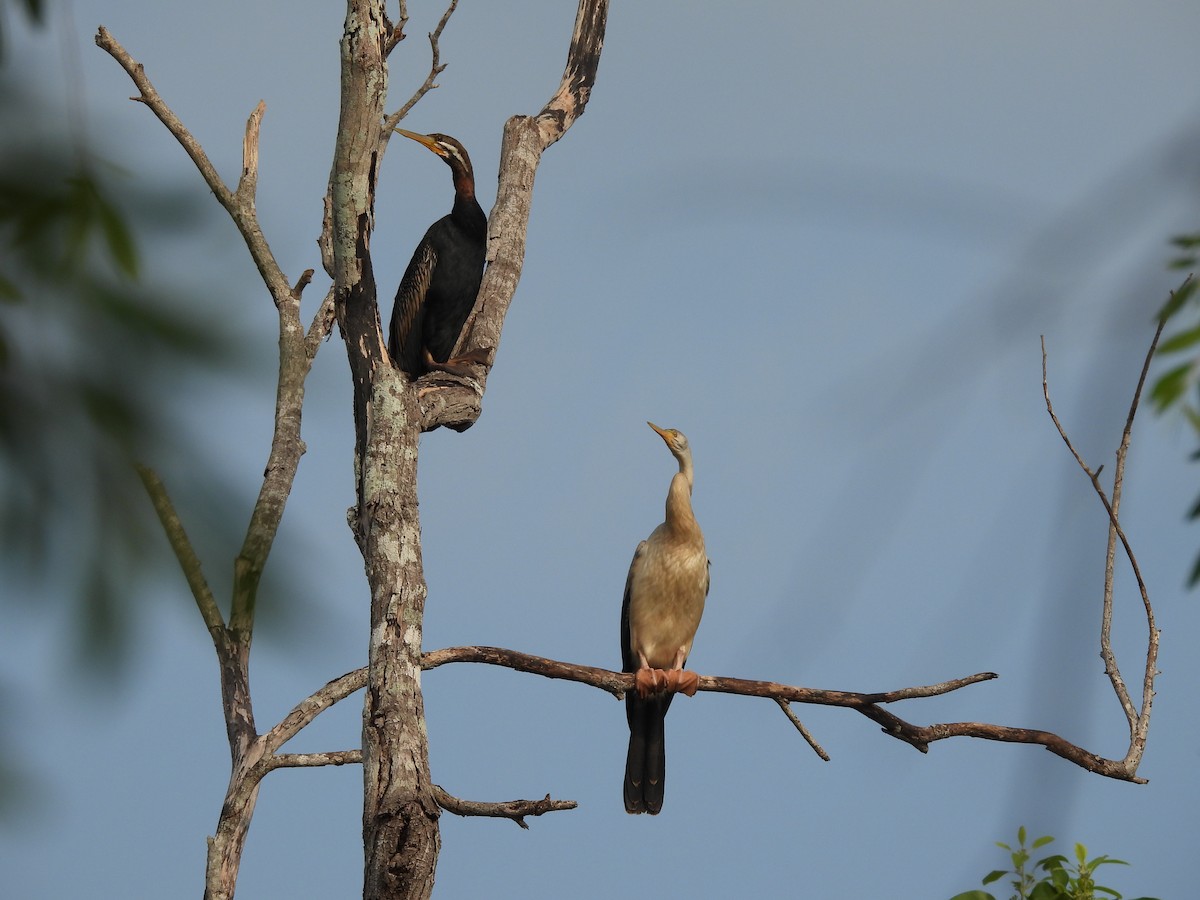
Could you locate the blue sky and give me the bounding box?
[5,2,1200,897]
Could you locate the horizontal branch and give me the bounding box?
[269,750,362,770]
[422,645,627,697]
[266,644,1147,789]
[421,645,996,705]
[419,645,1146,783]
[431,785,576,829]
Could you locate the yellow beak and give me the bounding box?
[394,128,443,156]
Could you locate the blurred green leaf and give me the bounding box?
[1159,321,1200,355]
[96,189,139,277]
[0,144,247,682]
[981,870,1006,885]
[1150,361,1192,411]
[1155,274,1196,321]
[1187,551,1200,588]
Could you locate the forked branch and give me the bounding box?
[383,0,459,130]
[98,24,335,900]
[415,0,610,432]
[432,786,577,830]
[1042,313,1164,774]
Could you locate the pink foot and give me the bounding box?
[635,667,666,699]
[665,669,699,697]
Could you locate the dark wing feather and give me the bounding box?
[388,239,437,374]
[621,540,670,814]
[619,541,646,674]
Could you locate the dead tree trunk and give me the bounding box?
[329,2,608,896]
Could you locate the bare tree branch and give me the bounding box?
[1041,319,1165,778]
[98,24,336,900]
[264,668,368,755]
[416,0,610,432]
[423,645,627,697]
[97,27,324,639]
[95,29,294,313]
[270,750,363,770]
[417,645,1146,783]
[135,465,223,634]
[432,786,577,830]
[776,700,830,762]
[382,0,457,132]
[384,0,411,57]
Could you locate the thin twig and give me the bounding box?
[95,28,233,207]
[96,28,294,312]
[383,0,458,134]
[1114,316,1166,770]
[431,785,576,829]
[135,465,224,634]
[1041,320,1164,777]
[384,0,411,56]
[776,700,830,761]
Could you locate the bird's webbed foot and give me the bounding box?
[634,667,699,698]
[425,346,491,376]
[635,667,666,699]
[664,669,699,697]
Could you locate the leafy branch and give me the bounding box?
[950,826,1159,900]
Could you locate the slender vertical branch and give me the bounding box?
[1041,318,1163,778]
[382,0,458,133]
[1098,315,1163,748]
[99,24,332,900]
[135,464,224,634]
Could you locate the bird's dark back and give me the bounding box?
[422,200,486,363]
[389,194,486,374]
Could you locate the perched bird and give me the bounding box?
[387,129,488,376]
[621,422,710,814]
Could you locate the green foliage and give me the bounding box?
[0,149,234,668]
[0,25,244,677]
[1152,230,1200,584]
[0,0,45,61]
[949,828,1158,900]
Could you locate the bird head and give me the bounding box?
[394,128,473,176]
[648,421,690,457]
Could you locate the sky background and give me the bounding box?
[5,2,1200,897]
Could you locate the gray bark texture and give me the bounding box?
[329,2,608,897]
